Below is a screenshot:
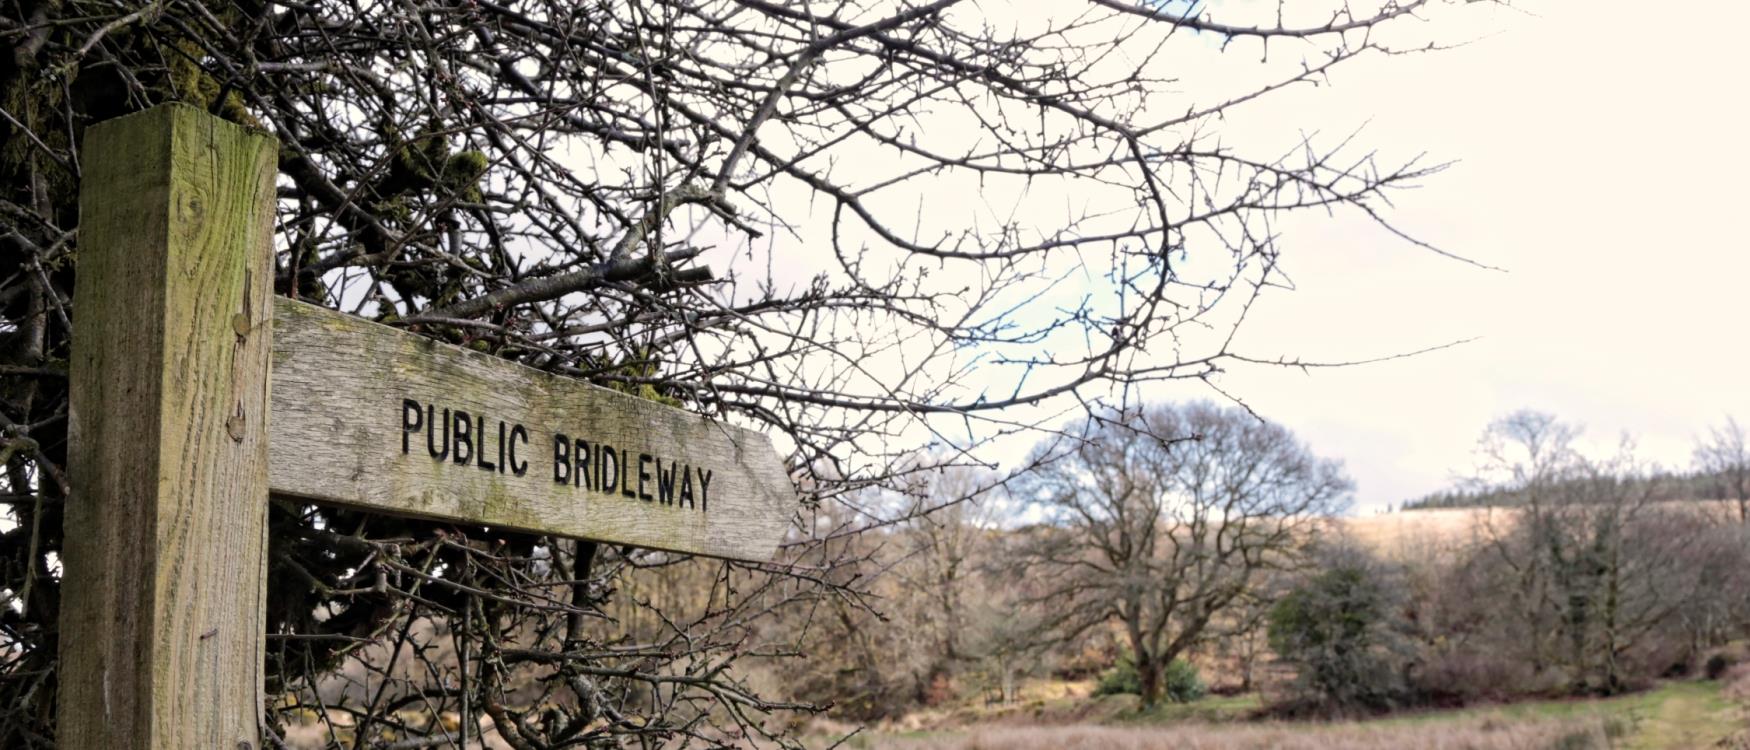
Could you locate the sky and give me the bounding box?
[544,0,1749,516]
[1179,0,1750,511]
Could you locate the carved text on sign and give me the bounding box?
[400,397,714,512]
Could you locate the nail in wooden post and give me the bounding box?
[60,104,276,749]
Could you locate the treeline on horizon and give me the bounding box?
[1402,469,1729,511]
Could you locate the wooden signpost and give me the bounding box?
[57,104,795,749]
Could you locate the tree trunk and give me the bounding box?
[1239,641,1256,693]
[1138,659,1163,708]
[1601,535,1625,694]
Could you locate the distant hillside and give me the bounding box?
[1401,470,1733,510]
[1340,499,1743,563]
[1337,508,1494,560]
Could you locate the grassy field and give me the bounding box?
[812,679,1747,750]
[1373,681,1742,750]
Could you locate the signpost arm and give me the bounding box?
[60,103,277,749]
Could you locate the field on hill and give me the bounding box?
[1338,501,1744,559]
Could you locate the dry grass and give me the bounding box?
[1721,664,1750,749]
[1338,508,1495,560]
[843,715,1611,750]
[1725,664,1750,705]
[814,678,1750,750]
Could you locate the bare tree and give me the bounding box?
[1469,411,1721,694]
[1207,580,1279,694]
[1468,409,1587,672]
[1694,416,1750,523]
[893,463,1004,697]
[1,0,1493,743]
[1008,402,1352,707]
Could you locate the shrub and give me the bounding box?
[1410,649,1538,704]
[1094,653,1206,703]
[1723,663,1750,704]
[1092,655,1139,697]
[1162,658,1208,703]
[1550,729,1601,750]
[1706,652,1733,681]
[1268,545,1409,712]
[1622,634,1692,683]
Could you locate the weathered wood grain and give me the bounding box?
[268,299,796,562]
[60,104,276,750]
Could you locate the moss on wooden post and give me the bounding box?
[59,103,276,749]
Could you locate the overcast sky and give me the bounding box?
[660,0,1744,515]
[1170,0,1750,511]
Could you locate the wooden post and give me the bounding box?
[60,104,276,749]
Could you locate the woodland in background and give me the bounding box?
[749,408,1750,723]
[1,0,1515,746]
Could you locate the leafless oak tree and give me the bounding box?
[1008,402,1352,706]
